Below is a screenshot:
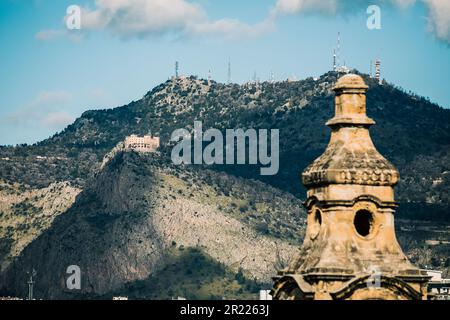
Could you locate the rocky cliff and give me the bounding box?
[1,71,449,298]
[0,151,305,299]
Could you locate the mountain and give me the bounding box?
[0,151,305,299]
[1,71,449,219]
[0,180,80,272]
[0,71,449,298]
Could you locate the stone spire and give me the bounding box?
[272,74,429,300]
[302,74,398,190]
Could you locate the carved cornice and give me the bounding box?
[304,194,398,210]
[330,275,424,300]
[302,149,399,188]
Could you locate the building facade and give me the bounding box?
[272,74,429,300]
[124,135,160,153]
[424,269,450,300]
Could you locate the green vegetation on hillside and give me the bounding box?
[1,71,449,222]
[111,247,263,300]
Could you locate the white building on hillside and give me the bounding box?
[124,135,160,153]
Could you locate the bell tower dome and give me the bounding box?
[272,74,429,300]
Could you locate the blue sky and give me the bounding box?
[0,0,449,146]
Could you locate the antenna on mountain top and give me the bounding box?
[333,49,337,71]
[208,69,212,82]
[332,32,341,72]
[227,58,231,84]
[336,32,341,69]
[333,32,350,74]
[175,61,179,79]
[375,58,381,85]
[270,70,275,84]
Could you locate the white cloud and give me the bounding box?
[271,0,416,16]
[1,91,75,144]
[89,88,108,100]
[271,0,338,16]
[42,112,75,128]
[37,0,273,41]
[35,0,450,43]
[88,88,117,107]
[271,0,450,44]
[187,18,274,39]
[6,91,74,128]
[81,0,206,37]
[27,91,73,110]
[35,29,66,41]
[423,0,450,43]
[391,0,416,9]
[35,29,83,43]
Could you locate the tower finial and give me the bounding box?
[327,74,374,127]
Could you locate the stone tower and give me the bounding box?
[272,74,429,300]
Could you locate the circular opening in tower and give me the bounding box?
[310,209,322,240]
[314,210,322,225]
[354,210,374,237]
